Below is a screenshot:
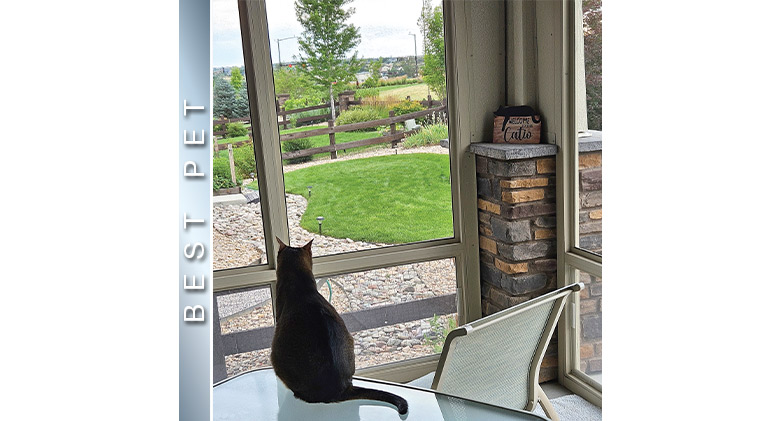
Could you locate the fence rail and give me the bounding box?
[213,92,448,159]
[218,293,456,356]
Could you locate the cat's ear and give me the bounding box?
[302,239,313,253]
[276,237,287,251]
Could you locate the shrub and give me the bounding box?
[282,138,314,164]
[391,99,427,124]
[391,99,426,117]
[226,122,248,138]
[213,156,242,190]
[283,95,329,128]
[231,145,256,179]
[213,174,236,190]
[403,123,449,148]
[335,106,383,131]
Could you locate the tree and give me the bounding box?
[233,79,250,118]
[362,57,383,87]
[213,76,236,119]
[273,66,323,104]
[418,0,446,99]
[583,0,602,130]
[295,0,362,120]
[230,67,244,93]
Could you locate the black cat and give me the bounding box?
[270,238,409,415]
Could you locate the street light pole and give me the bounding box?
[275,36,296,69]
[409,32,418,78]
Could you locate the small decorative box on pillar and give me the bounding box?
[469,142,559,382]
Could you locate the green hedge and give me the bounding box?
[335,106,383,132]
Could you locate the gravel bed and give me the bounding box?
[282,143,448,173]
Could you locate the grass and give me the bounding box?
[249,154,453,244]
[378,83,436,101]
[404,123,449,147]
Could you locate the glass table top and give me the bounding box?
[213,368,549,421]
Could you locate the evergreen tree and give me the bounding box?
[295,0,362,120]
[418,0,446,99]
[233,79,250,118]
[213,76,236,119]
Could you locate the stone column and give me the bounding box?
[469,142,559,382]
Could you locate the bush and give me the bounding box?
[231,145,256,179]
[213,156,242,190]
[335,106,383,131]
[226,122,248,138]
[283,95,329,128]
[391,99,426,117]
[403,123,449,148]
[391,99,427,124]
[282,138,314,164]
[213,174,236,190]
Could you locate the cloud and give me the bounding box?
[213,0,433,67]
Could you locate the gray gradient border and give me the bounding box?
[179,0,211,419]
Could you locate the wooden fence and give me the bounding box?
[212,291,456,382]
[213,91,448,157]
[278,104,447,160]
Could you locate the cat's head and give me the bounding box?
[275,237,314,272]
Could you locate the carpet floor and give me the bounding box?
[532,394,601,420]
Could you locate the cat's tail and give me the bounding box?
[343,385,409,415]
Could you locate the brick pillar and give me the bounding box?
[469,142,559,382]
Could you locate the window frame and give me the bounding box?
[213,0,482,381]
[557,0,603,406]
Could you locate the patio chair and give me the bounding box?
[409,283,584,421]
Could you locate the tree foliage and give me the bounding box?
[234,79,250,118]
[213,76,236,119]
[273,67,323,106]
[294,0,362,118]
[583,0,602,130]
[418,0,446,99]
[230,67,244,92]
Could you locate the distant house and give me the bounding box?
[355,72,371,84]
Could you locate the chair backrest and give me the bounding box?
[431,283,583,411]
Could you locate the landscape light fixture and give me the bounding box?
[307,186,313,197]
[250,172,256,180]
[317,216,324,235]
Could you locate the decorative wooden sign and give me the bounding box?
[492,105,542,144]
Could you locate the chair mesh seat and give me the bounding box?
[437,301,555,410]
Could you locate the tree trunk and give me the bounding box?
[329,83,336,121]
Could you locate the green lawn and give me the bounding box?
[248,154,453,244]
[378,83,436,101]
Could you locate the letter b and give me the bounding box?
[183,305,205,322]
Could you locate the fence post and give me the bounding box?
[389,110,399,148]
[227,143,237,186]
[338,90,354,115]
[328,120,337,159]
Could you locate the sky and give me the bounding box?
[213,0,439,68]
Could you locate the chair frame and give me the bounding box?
[430,282,584,421]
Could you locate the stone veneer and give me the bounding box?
[470,142,560,382]
[577,133,602,376]
[578,134,602,254]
